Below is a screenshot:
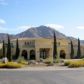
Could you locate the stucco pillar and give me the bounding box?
[66,52,70,59]
[27,50,30,60]
[65,46,70,59]
[19,49,22,57]
[49,48,53,57]
[35,48,40,61]
[49,48,53,62]
[57,47,60,59]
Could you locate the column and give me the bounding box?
[35,48,40,61]
[49,48,53,62]
[27,50,30,60]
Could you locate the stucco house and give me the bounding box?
[10,38,70,61]
[0,37,84,61]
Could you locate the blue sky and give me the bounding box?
[0,0,84,39]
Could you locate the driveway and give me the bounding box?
[0,70,84,84]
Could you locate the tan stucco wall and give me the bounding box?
[0,37,84,60]
[11,38,70,60]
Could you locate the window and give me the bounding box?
[40,48,49,59]
[24,40,35,47]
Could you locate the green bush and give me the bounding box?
[0,62,23,68]
[64,61,71,66]
[68,62,80,68]
[80,56,84,59]
[0,63,5,68]
[17,57,28,65]
[82,58,84,60]
[44,61,54,66]
[18,60,28,65]
[44,57,53,66]
[64,59,84,68]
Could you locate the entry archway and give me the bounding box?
[21,50,28,60]
[30,50,35,60]
[60,50,66,59]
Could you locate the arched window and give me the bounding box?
[21,50,28,60]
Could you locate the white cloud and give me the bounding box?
[18,25,32,30]
[0,19,6,32]
[0,19,6,25]
[0,0,8,6]
[45,24,64,30]
[0,24,64,34]
[0,19,7,33]
[0,25,33,34]
[16,25,34,33]
[77,26,84,29]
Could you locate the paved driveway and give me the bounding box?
[0,70,84,84]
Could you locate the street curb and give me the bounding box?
[0,67,84,71]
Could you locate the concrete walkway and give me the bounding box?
[0,66,84,71]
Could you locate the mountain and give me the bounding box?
[0,25,83,45]
[16,25,67,39]
[80,40,84,44]
[0,33,15,42]
[67,36,84,45]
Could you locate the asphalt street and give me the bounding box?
[0,70,84,84]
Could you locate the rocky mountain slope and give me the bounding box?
[16,25,67,39]
[0,25,83,44]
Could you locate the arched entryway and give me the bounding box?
[21,50,28,60]
[60,50,66,59]
[30,50,35,60]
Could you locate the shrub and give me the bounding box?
[18,60,28,65]
[82,58,84,61]
[55,58,60,63]
[44,57,53,63]
[43,57,53,66]
[44,61,54,66]
[64,61,71,66]
[0,63,5,68]
[17,57,28,65]
[80,56,84,59]
[64,59,84,68]
[5,62,22,68]
[0,62,23,68]
[68,62,80,68]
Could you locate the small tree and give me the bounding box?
[70,41,74,59]
[53,32,57,62]
[6,35,11,61]
[77,38,81,58]
[2,40,5,57]
[14,38,20,60]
